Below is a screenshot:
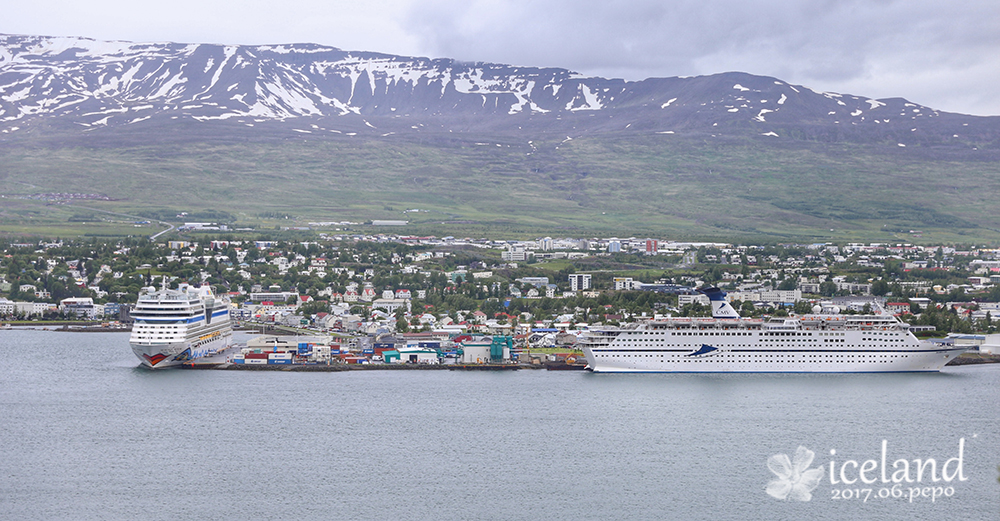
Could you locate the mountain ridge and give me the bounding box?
[2,33,997,149]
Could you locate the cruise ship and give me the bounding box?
[129,280,233,368]
[580,288,967,373]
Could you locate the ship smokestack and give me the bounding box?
[700,287,740,319]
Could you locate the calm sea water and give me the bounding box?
[0,329,997,520]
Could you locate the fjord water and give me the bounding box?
[1,330,997,520]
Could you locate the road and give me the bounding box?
[64,204,174,239]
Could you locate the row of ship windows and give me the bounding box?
[612,345,907,351]
[600,354,912,360]
[137,325,182,330]
[616,339,907,346]
[616,344,837,348]
[623,334,851,340]
[627,331,902,338]
[135,324,183,341]
[134,309,218,315]
[620,339,848,343]
[628,329,844,340]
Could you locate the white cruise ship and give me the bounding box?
[580,288,967,373]
[129,280,233,368]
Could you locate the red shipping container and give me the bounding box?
[245,353,269,359]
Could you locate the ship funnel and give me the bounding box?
[700,287,740,319]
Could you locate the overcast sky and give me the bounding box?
[5,0,999,115]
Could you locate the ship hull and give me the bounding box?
[582,344,968,373]
[131,330,233,368]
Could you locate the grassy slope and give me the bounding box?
[0,130,998,243]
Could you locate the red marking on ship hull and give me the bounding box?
[143,353,168,366]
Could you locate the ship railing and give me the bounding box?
[648,318,763,330]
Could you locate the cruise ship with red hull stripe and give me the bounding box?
[129,280,233,368]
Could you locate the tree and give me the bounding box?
[395,313,409,333]
[793,301,813,315]
[297,300,330,316]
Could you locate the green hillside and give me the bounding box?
[1,130,998,243]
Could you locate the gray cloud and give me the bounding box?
[403,0,1000,115]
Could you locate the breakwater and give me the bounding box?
[213,363,539,371]
[945,353,1000,366]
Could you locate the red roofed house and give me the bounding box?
[885,302,910,315]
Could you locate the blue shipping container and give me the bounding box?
[268,359,292,365]
[363,349,374,354]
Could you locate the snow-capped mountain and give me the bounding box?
[0,33,996,146]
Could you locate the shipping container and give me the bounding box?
[246,358,267,365]
[268,359,292,365]
[245,353,269,359]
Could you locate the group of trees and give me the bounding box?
[902,305,998,335]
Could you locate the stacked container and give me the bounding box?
[268,352,293,365]
[245,352,268,365]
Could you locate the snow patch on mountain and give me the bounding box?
[754,109,773,122]
[0,34,973,138]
